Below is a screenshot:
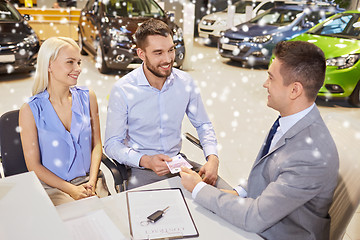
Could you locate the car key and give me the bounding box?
[147,206,170,223]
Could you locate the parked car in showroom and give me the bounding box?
[78,0,185,73]
[290,11,360,106]
[218,4,343,67]
[0,0,40,74]
[198,0,300,44]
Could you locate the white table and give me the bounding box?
[0,172,71,240]
[57,176,262,240]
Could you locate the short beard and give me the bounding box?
[145,57,173,78]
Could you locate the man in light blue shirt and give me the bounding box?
[104,19,222,189]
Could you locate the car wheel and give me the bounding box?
[78,32,88,55]
[348,81,360,107]
[96,45,110,74]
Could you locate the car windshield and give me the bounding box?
[0,2,21,22]
[308,13,360,39]
[224,1,262,14]
[105,0,164,17]
[250,8,302,26]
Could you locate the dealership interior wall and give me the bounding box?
[1,0,360,239]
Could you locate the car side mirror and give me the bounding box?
[23,14,30,21]
[302,21,315,28]
[166,11,175,22]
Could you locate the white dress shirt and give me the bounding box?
[104,64,218,168]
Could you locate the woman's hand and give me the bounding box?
[84,180,97,195]
[69,184,94,200]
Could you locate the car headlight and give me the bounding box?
[173,27,183,42]
[326,54,360,69]
[108,28,130,42]
[202,19,215,26]
[18,33,38,47]
[250,34,272,43]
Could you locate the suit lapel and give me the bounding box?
[252,106,321,169]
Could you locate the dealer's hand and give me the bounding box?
[180,166,203,193]
[198,154,219,186]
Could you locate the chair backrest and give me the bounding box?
[0,110,28,176]
[327,115,360,240]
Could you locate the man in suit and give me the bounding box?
[180,41,339,240]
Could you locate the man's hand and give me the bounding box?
[140,154,172,176]
[199,154,219,186]
[180,166,203,192]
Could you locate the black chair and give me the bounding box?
[0,109,127,193]
[101,153,128,192]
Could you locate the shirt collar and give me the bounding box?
[137,63,175,90]
[278,103,315,135]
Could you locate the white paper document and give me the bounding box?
[127,188,199,239]
[64,209,126,240]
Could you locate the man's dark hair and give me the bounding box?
[135,18,173,49]
[273,41,326,100]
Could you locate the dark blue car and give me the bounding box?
[218,4,343,67]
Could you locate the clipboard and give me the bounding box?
[126,188,199,240]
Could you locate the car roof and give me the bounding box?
[340,10,360,14]
[265,4,338,11]
[236,0,335,5]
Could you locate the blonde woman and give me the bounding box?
[19,37,108,205]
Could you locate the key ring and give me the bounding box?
[140,220,150,226]
[140,206,170,226]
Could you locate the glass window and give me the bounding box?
[303,12,322,25]
[320,15,352,34]
[105,0,164,17]
[84,0,95,11]
[0,2,21,22]
[250,9,301,26]
[233,1,261,14]
[259,2,274,12]
[309,13,360,39]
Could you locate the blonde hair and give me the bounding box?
[32,37,80,96]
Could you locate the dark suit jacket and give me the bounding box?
[195,106,339,240]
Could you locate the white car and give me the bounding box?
[198,0,303,43]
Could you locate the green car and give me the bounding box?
[291,11,360,106]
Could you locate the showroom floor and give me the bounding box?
[0,40,359,239]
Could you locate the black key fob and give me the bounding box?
[147,210,164,223]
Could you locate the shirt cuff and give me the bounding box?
[203,145,218,160]
[192,181,207,199]
[128,150,145,168]
[234,185,248,198]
